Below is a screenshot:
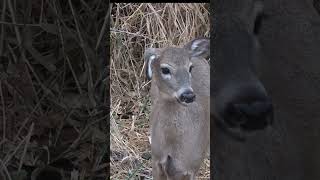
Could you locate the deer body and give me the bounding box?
[212,0,320,179]
[145,38,210,180]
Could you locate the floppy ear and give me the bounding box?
[184,38,210,59]
[144,48,163,80]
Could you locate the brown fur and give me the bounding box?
[145,38,210,180]
[212,0,320,179]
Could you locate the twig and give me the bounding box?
[8,0,50,105]
[0,0,7,56]
[0,81,5,141]
[54,109,74,146]
[7,0,22,45]
[7,44,17,63]
[3,136,25,166]
[18,123,34,171]
[0,159,12,180]
[13,90,48,141]
[39,0,44,24]
[110,28,154,40]
[54,2,83,95]
[68,0,96,109]
[0,21,41,27]
[126,162,144,180]
[95,10,109,50]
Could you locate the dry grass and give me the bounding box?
[0,1,108,179]
[110,3,210,179]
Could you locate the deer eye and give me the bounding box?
[189,65,194,73]
[161,67,171,75]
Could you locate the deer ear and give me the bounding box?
[184,38,210,59]
[144,48,163,80]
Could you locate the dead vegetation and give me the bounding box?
[0,0,108,180]
[110,3,210,179]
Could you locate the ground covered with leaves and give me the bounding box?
[110,3,210,179]
[0,0,108,179]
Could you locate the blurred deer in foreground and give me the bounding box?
[212,0,320,179]
[145,38,210,180]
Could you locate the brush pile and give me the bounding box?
[0,1,108,179]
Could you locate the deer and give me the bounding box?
[144,38,210,180]
[212,0,320,179]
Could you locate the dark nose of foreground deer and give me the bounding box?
[180,90,196,103]
[216,84,274,131]
[225,100,273,130]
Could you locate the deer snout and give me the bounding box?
[215,83,274,133]
[178,89,196,103]
[226,100,273,131]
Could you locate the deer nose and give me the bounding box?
[225,100,273,131]
[179,90,196,103]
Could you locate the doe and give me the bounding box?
[145,38,210,180]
